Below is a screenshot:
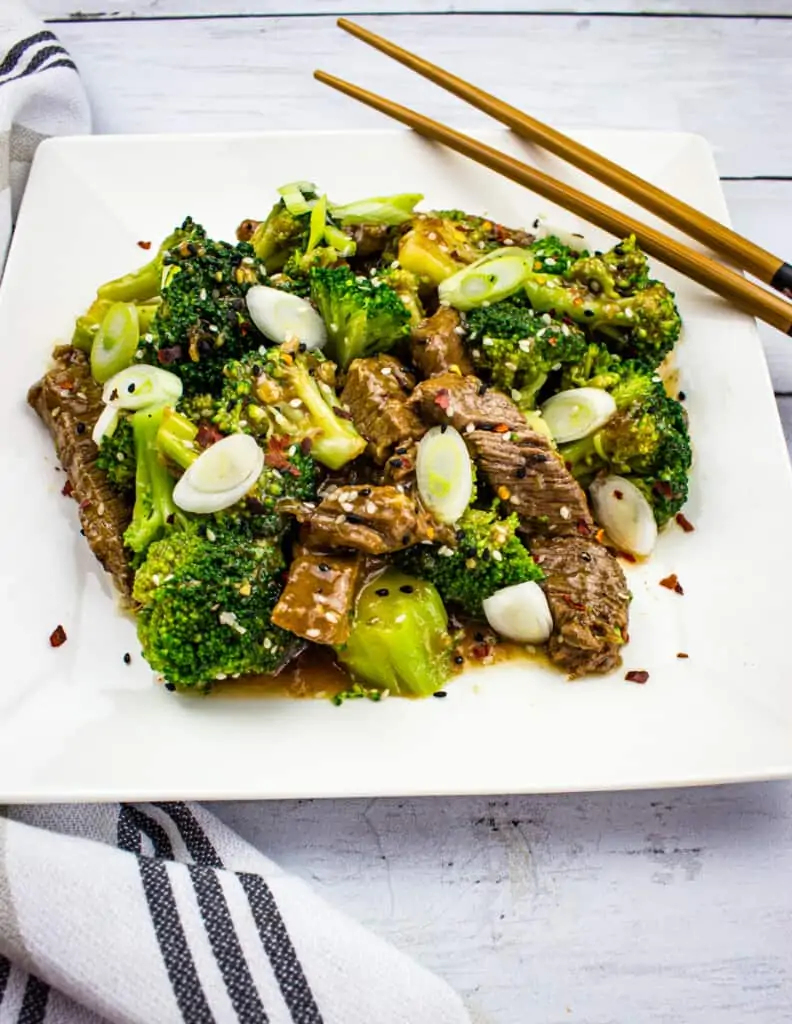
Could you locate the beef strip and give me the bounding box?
[28,346,133,595]
[271,546,362,645]
[531,537,630,676]
[292,484,446,555]
[340,354,426,463]
[410,307,474,379]
[410,373,593,538]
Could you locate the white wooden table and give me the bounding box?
[33,4,792,1021]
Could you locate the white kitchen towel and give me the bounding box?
[0,1,90,267]
[0,803,471,1024]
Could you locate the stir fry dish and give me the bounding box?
[28,182,691,698]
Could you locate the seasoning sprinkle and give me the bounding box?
[49,624,67,648]
[676,652,689,659]
[433,691,448,699]
[400,584,414,594]
[625,670,649,684]
[123,652,132,665]
[375,588,389,597]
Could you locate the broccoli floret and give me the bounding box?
[522,239,682,368]
[137,218,268,395]
[309,266,411,371]
[335,569,452,698]
[465,298,589,408]
[212,347,365,470]
[397,508,543,617]
[397,214,481,288]
[601,235,650,295]
[124,404,186,555]
[560,364,691,525]
[249,201,310,272]
[95,415,136,497]
[377,266,424,324]
[135,522,298,690]
[560,342,626,391]
[528,234,588,274]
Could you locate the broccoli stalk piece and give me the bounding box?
[560,364,692,525]
[134,522,299,690]
[95,414,136,497]
[335,569,452,697]
[124,404,184,555]
[397,508,543,617]
[465,299,589,409]
[72,296,160,355]
[97,223,204,304]
[156,407,199,470]
[250,201,310,272]
[309,265,411,371]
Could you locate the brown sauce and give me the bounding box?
[210,623,550,701]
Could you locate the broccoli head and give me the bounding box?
[95,414,136,498]
[522,240,681,368]
[135,522,299,690]
[309,265,411,371]
[560,342,626,392]
[376,266,424,325]
[528,234,588,274]
[278,246,345,298]
[397,507,543,617]
[465,298,589,408]
[335,569,452,698]
[249,201,310,272]
[138,218,268,395]
[560,364,692,525]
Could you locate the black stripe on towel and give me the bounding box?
[154,804,222,867]
[138,858,217,1024]
[122,805,175,860]
[117,804,142,854]
[17,974,49,1024]
[0,955,10,1006]
[0,45,70,89]
[238,873,324,1024]
[187,864,268,1024]
[0,31,56,78]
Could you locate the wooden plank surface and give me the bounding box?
[47,13,792,178]
[36,2,792,20]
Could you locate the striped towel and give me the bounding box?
[0,1,90,266]
[0,9,470,1024]
[0,804,471,1024]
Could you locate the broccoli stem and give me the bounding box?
[156,408,199,470]
[288,364,366,470]
[124,405,181,554]
[97,230,182,303]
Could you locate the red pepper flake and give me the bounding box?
[137,240,152,250]
[625,669,649,684]
[562,594,586,611]
[265,435,301,476]
[576,519,592,537]
[157,345,183,366]
[493,423,510,433]
[659,573,684,595]
[471,642,493,660]
[434,388,450,411]
[61,479,74,498]
[547,336,558,347]
[613,489,624,500]
[676,652,689,659]
[78,498,92,511]
[653,479,674,499]
[59,379,75,391]
[49,624,67,648]
[196,422,224,448]
[617,550,636,563]
[675,512,695,533]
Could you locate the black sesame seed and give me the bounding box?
[76,421,86,435]
[164,682,176,691]
[515,467,527,479]
[395,446,408,455]
[454,655,464,665]
[580,551,592,562]
[401,533,411,545]
[346,513,364,524]
[678,390,686,401]
[376,588,389,597]
[390,457,403,468]
[440,424,448,434]
[477,383,488,396]
[127,382,136,393]
[474,632,485,643]
[123,652,131,665]
[319,563,330,572]
[583,309,595,317]
[399,584,414,594]
[359,487,372,497]
[482,548,491,561]
[298,342,307,353]
[433,690,448,699]
[252,364,261,376]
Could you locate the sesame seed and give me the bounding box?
[492,549,503,562]
[263,637,273,650]
[366,501,378,515]
[325,611,340,623]
[465,423,475,434]
[206,528,216,541]
[306,628,321,638]
[381,366,392,375]
[560,505,571,519]
[466,557,477,569]
[395,614,406,624]
[341,502,355,513]
[438,545,455,557]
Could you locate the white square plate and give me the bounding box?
[2,129,792,802]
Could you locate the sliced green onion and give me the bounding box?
[307,194,328,254]
[540,387,617,444]
[323,222,356,257]
[277,181,318,215]
[438,252,533,310]
[246,285,327,350]
[328,193,423,226]
[90,302,140,384]
[91,403,120,446]
[416,425,474,524]
[483,581,554,644]
[173,434,264,513]
[521,410,556,444]
[589,475,657,558]
[101,365,183,411]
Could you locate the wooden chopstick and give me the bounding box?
[336,17,792,301]
[313,69,792,337]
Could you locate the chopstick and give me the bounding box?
[335,17,792,300]
[313,69,792,336]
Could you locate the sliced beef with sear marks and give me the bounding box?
[532,536,630,677]
[410,307,474,379]
[28,346,133,595]
[341,354,426,464]
[271,545,363,645]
